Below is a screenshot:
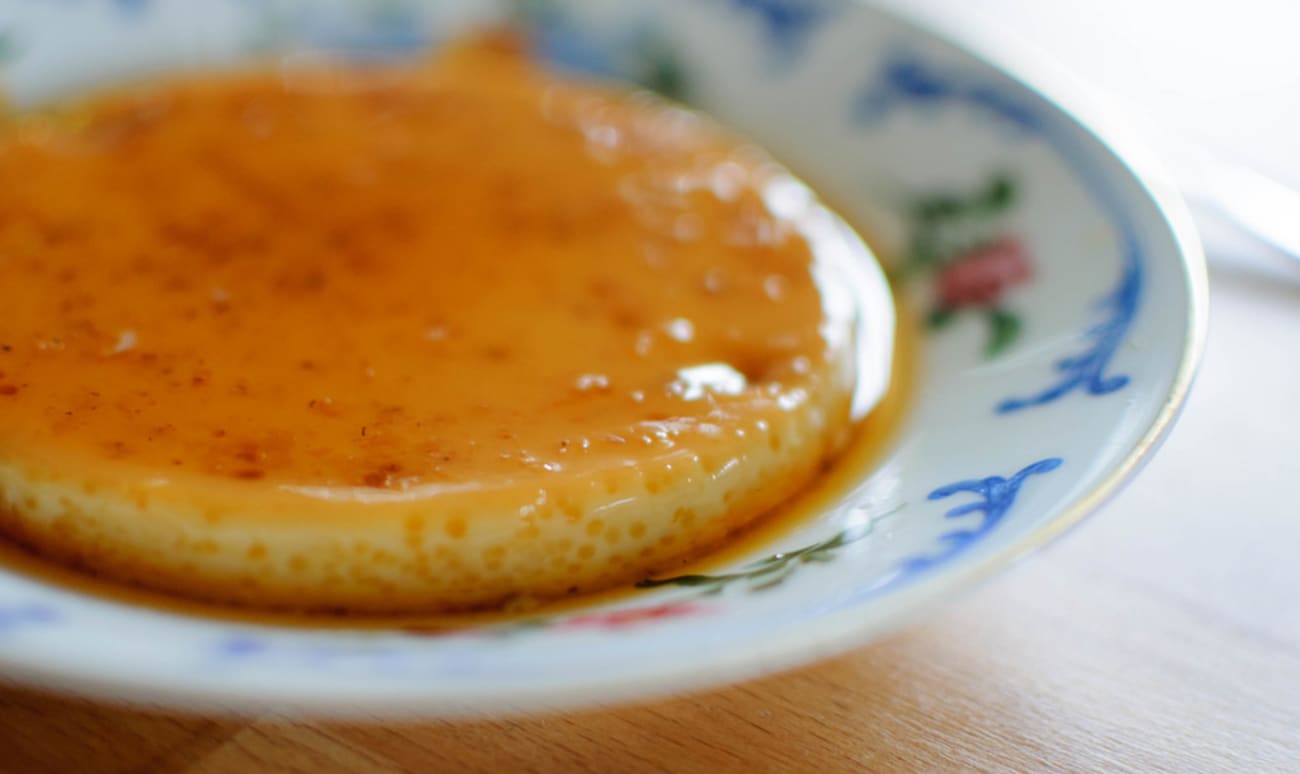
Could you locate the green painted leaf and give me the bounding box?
[634,506,899,596]
[0,33,14,63]
[985,308,1022,358]
[980,174,1016,212]
[636,574,717,588]
[928,307,958,330]
[902,233,945,278]
[509,0,560,23]
[637,44,689,102]
[749,573,791,592]
[914,195,964,222]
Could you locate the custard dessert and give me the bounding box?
[0,39,885,613]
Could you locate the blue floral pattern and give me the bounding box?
[998,253,1140,413]
[723,0,836,62]
[0,604,56,634]
[856,52,1143,414]
[899,458,1064,573]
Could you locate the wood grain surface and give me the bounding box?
[1,265,1297,773]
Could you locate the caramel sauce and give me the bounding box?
[0,42,833,491]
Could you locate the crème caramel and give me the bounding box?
[0,39,888,613]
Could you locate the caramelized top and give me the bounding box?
[0,40,853,492]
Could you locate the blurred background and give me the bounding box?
[879,0,1300,276]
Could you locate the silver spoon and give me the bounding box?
[1163,137,1300,266]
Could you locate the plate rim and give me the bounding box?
[0,0,1209,718]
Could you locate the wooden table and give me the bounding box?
[1,260,1297,773]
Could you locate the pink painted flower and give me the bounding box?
[936,236,1033,309]
[561,601,708,631]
